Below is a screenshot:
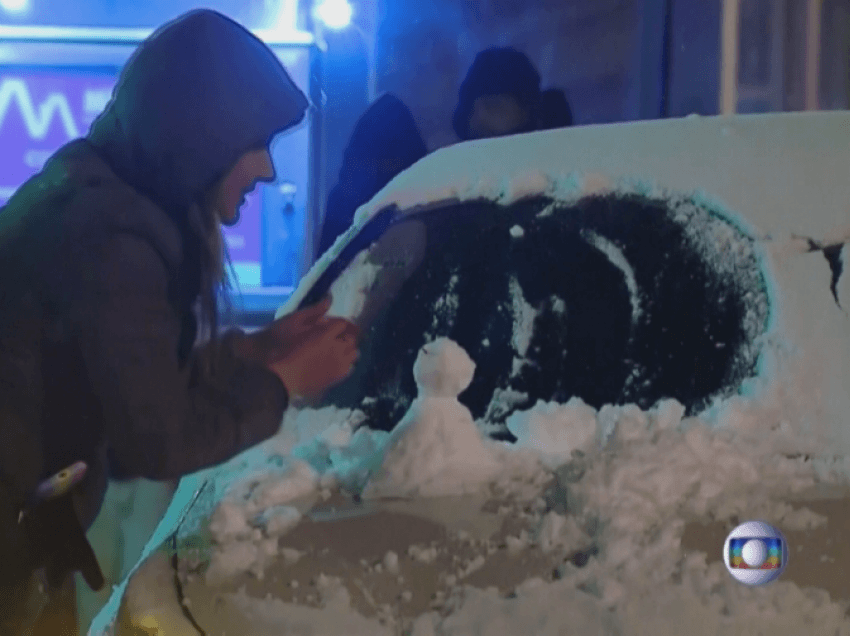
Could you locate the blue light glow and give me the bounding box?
[315,0,353,29]
[0,0,29,13]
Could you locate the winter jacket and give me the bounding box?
[317,93,427,259]
[0,9,307,591]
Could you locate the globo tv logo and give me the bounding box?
[723,520,789,586]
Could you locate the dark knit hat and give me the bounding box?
[343,93,427,169]
[452,47,541,140]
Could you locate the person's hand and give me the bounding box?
[266,317,360,401]
[234,296,334,365]
[266,295,334,347]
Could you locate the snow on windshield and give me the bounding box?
[308,188,770,435]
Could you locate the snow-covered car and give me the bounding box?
[94,112,850,636]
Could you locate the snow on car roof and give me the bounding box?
[283,112,850,318]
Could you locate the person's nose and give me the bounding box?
[252,150,276,185]
[260,153,276,182]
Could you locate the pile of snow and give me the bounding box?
[203,458,318,583]
[184,336,850,634]
[505,397,599,468]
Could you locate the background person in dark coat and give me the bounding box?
[0,9,359,632]
[453,47,573,141]
[317,93,428,260]
[538,88,574,130]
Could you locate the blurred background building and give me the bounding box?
[0,0,847,323]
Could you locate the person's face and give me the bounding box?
[213,147,275,225]
[467,94,531,140]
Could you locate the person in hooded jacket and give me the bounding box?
[452,47,573,141]
[0,9,359,633]
[538,88,574,130]
[316,93,428,260]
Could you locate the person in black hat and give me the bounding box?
[453,47,573,141]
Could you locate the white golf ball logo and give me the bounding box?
[741,539,767,567]
[723,520,788,586]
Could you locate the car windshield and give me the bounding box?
[306,192,770,437]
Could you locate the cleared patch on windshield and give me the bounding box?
[323,192,770,437]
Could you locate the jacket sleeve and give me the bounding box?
[71,233,288,481]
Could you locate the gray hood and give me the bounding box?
[88,9,309,214]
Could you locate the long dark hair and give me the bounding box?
[186,194,234,347]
